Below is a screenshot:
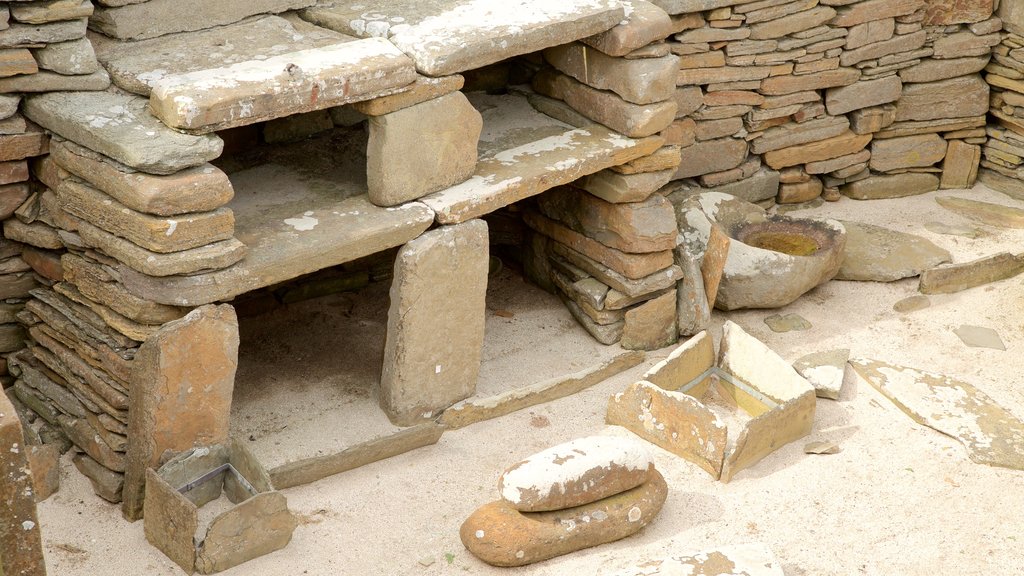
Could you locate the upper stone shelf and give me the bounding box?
[95,16,419,134]
[299,0,626,76]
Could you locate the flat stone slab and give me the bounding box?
[613,543,785,575]
[935,196,1024,229]
[850,358,1024,471]
[421,93,662,224]
[117,131,434,306]
[836,221,951,282]
[793,349,850,400]
[301,0,625,76]
[919,252,1024,294]
[90,0,317,40]
[23,91,223,175]
[953,325,1006,351]
[92,16,353,97]
[150,37,418,133]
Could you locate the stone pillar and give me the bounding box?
[0,391,46,576]
[366,91,482,207]
[381,220,489,425]
[122,304,239,521]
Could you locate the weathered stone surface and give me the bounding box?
[50,139,233,216]
[793,349,850,400]
[499,436,654,512]
[764,131,872,170]
[611,145,682,175]
[920,253,1024,294]
[935,196,1024,229]
[0,123,48,162]
[749,6,836,40]
[764,312,812,332]
[953,325,1005,350]
[643,331,716,393]
[537,186,677,253]
[704,168,780,203]
[701,224,730,309]
[608,380,726,478]
[831,0,925,27]
[940,140,980,190]
[760,68,861,96]
[535,70,677,138]
[367,92,480,207]
[851,358,1024,470]
[673,247,711,337]
[778,179,823,204]
[614,543,785,575]
[894,75,990,122]
[91,0,316,40]
[24,91,223,175]
[845,18,895,50]
[76,220,245,277]
[923,0,995,25]
[676,192,847,310]
[843,173,940,199]
[1,389,45,576]
[0,19,87,48]
[870,134,947,172]
[545,43,677,105]
[28,443,60,502]
[303,0,625,77]
[196,492,298,574]
[56,178,234,254]
[461,471,668,567]
[840,29,926,68]
[552,242,682,299]
[825,75,902,116]
[151,38,417,134]
[1000,0,1024,35]
[73,453,123,503]
[836,221,951,282]
[621,290,677,350]
[31,37,99,76]
[899,56,990,84]
[583,0,675,57]
[353,75,464,116]
[381,221,488,426]
[933,31,1000,60]
[675,137,748,179]
[122,305,239,521]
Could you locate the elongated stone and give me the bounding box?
[545,43,677,105]
[894,75,989,123]
[91,0,316,40]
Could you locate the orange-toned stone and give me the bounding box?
[701,225,730,309]
[1,390,46,575]
[461,470,668,567]
[763,131,872,169]
[122,305,239,521]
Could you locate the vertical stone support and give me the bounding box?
[381,220,489,425]
[122,304,239,521]
[366,91,482,207]
[0,391,46,576]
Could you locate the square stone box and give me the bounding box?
[607,322,816,482]
[143,439,298,574]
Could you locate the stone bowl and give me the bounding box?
[675,192,846,310]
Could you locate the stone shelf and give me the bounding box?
[300,0,625,76]
[421,93,665,224]
[117,129,434,307]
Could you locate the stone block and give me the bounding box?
[621,289,678,350]
[674,247,711,337]
[940,140,981,189]
[836,221,951,282]
[894,75,990,122]
[367,92,481,207]
[675,137,748,179]
[641,331,716,392]
[608,381,727,478]
[842,173,940,199]
[122,305,239,521]
[923,0,995,26]
[919,253,1024,295]
[583,0,675,57]
[825,75,902,116]
[579,168,675,204]
[545,43,678,105]
[763,131,872,169]
[381,221,489,425]
[91,0,316,40]
[352,75,464,116]
[536,186,676,254]
[870,134,948,172]
[0,390,46,575]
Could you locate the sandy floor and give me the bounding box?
[35,184,1024,575]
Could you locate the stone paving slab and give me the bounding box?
[300,0,624,76]
[421,93,663,224]
[92,16,354,96]
[90,0,317,40]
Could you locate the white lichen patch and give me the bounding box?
[284,211,319,231]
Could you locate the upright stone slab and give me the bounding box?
[367,92,482,207]
[122,305,239,521]
[0,391,46,576]
[381,220,489,426]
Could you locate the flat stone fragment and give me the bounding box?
[919,253,1024,294]
[608,380,727,478]
[621,289,678,350]
[93,16,350,96]
[763,131,872,170]
[1000,0,1024,35]
[675,137,749,179]
[122,305,239,521]
[536,186,677,253]
[151,38,418,134]
[302,0,625,77]
[352,75,464,116]
[701,224,730,309]
[0,19,87,48]
[899,56,990,84]
[1,390,46,576]
[90,0,316,40]
[837,220,951,282]
[894,75,990,123]
[825,75,902,116]
[894,294,931,313]
[499,435,654,512]
[23,91,223,176]
[31,37,100,76]
[804,441,841,455]
[843,173,940,200]
[73,453,123,503]
[953,325,1006,350]
[613,543,785,576]
[923,0,995,25]
[441,351,645,430]
[870,134,948,172]
[935,196,1024,229]
[50,139,234,216]
[793,348,850,400]
[381,221,489,426]
[195,492,298,574]
[977,169,1024,203]
[545,43,678,105]
[461,471,668,567]
[675,248,712,337]
[583,0,675,57]
[940,141,981,190]
[764,313,811,333]
[850,358,1024,470]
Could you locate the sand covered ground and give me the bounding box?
[36,184,1024,575]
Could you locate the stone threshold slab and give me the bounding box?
[421,93,664,224]
[300,0,624,76]
[117,131,434,306]
[440,350,645,430]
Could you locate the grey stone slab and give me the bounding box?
[301,0,625,76]
[836,220,951,282]
[23,91,223,176]
[90,0,316,40]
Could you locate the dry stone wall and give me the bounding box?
[980,1,1024,200]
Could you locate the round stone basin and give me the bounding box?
[733,219,833,257]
